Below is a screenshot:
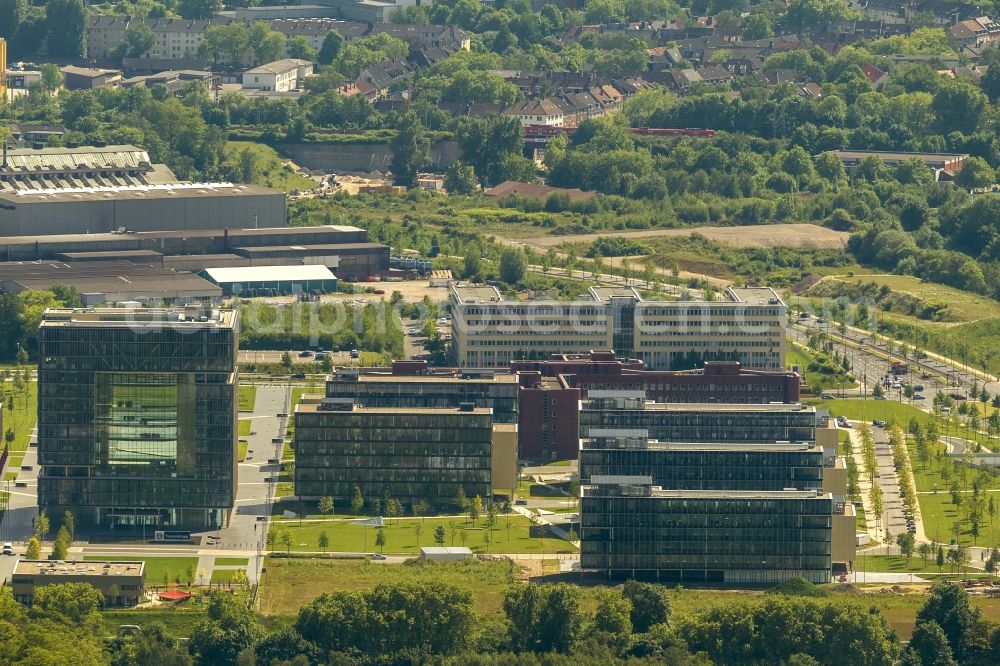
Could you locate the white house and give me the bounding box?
[503,98,564,126]
[242,59,314,92]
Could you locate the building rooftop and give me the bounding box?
[584,398,814,413]
[330,369,518,384]
[831,150,968,163]
[202,264,336,283]
[40,307,236,328]
[296,401,493,415]
[0,260,222,297]
[245,58,314,75]
[451,283,785,307]
[581,439,819,452]
[0,182,278,203]
[13,560,145,576]
[588,286,643,302]
[234,242,385,254]
[449,284,503,304]
[725,286,785,306]
[582,486,832,500]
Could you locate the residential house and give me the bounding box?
[504,98,565,126]
[357,59,415,99]
[269,19,369,51]
[862,63,888,90]
[5,123,66,145]
[947,16,1000,49]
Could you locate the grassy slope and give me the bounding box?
[225,141,315,193]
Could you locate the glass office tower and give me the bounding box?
[580,484,834,584]
[294,400,494,504]
[37,308,238,531]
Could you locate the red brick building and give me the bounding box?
[512,352,800,459]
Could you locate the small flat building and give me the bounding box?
[419,546,473,561]
[242,59,314,92]
[60,65,122,89]
[201,264,337,295]
[12,560,145,607]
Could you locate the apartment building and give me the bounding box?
[449,284,785,371]
[242,59,314,92]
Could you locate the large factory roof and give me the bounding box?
[0,145,152,174]
[0,260,221,297]
[0,224,362,246]
[0,182,279,203]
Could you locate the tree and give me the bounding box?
[982,62,1000,102]
[351,485,364,514]
[499,248,528,285]
[504,583,584,654]
[936,545,945,571]
[445,161,479,195]
[237,148,261,184]
[916,581,985,662]
[286,35,317,61]
[390,112,430,188]
[39,63,63,93]
[457,115,525,186]
[455,485,468,511]
[35,510,50,542]
[896,532,915,563]
[280,350,293,371]
[50,525,70,560]
[0,0,26,41]
[25,536,41,560]
[279,529,292,554]
[45,0,86,58]
[906,620,958,666]
[318,496,334,515]
[189,591,265,665]
[954,156,995,190]
[248,22,286,66]
[468,495,483,525]
[434,524,446,546]
[178,0,222,20]
[62,510,75,539]
[374,528,386,553]
[623,580,671,632]
[873,383,885,399]
[592,587,632,637]
[32,582,104,624]
[318,531,329,554]
[317,30,344,65]
[918,542,932,567]
[932,82,987,133]
[124,24,155,58]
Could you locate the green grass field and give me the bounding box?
[238,419,252,437]
[813,399,982,441]
[215,557,249,566]
[822,274,1000,323]
[83,556,199,586]
[3,381,38,468]
[258,557,517,617]
[238,385,257,412]
[225,142,315,193]
[268,514,574,555]
[100,608,206,638]
[238,440,248,462]
[211,568,247,584]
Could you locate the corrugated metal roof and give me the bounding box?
[204,265,335,283]
[1,145,151,174]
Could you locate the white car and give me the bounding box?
[2,542,14,556]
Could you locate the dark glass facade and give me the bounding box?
[579,444,825,492]
[36,310,238,530]
[580,487,833,584]
[294,407,494,504]
[579,402,816,443]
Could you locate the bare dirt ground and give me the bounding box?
[514,223,850,251]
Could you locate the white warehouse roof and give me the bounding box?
[203,265,336,283]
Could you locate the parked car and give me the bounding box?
[2,543,14,556]
[350,349,360,359]
[914,384,924,392]
[371,553,387,560]
[873,419,888,428]
[298,350,312,357]
[913,393,926,400]
[821,393,835,400]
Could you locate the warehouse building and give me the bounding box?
[294,398,517,504]
[0,144,285,236]
[201,265,337,295]
[0,259,221,304]
[12,560,145,607]
[0,225,388,280]
[37,307,239,531]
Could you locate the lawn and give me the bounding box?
[916,491,1000,547]
[813,399,982,442]
[3,381,38,468]
[238,440,248,462]
[215,557,249,566]
[83,556,199,586]
[211,568,247,584]
[225,141,315,193]
[100,608,206,638]
[239,419,252,437]
[819,274,1000,323]
[238,385,257,412]
[267,514,575,555]
[258,557,517,617]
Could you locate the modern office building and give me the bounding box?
[36,307,239,531]
[514,353,802,459]
[324,363,519,424]
[294,399,516,504]
[579,395,817,443]
[579,438,826,492]
[12,560,146,607]
[449,284,786,371]
[580,483,838,584]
